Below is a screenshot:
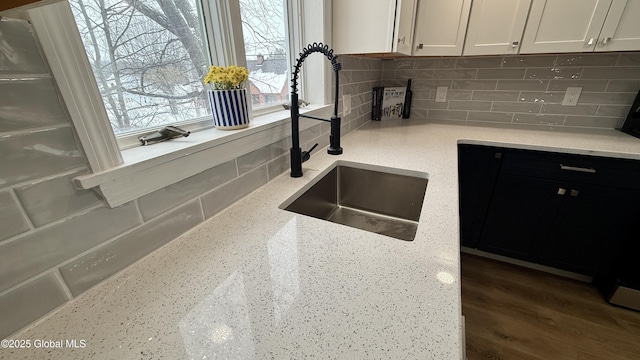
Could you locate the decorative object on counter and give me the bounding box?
[138,125,190,146]
[289,42,342,178]
[619,89,640,140]
[402,79,412,119]
[204,65,250,130]
[371,84,411,120]
[371,86,383,121]
[282,99,309,110]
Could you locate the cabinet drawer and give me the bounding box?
[501,149,640,190]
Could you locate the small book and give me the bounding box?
[381,87,406,119]
[372,86,407,120]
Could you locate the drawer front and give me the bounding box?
[501,149,640,190]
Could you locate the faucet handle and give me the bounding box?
[301,143,318,163]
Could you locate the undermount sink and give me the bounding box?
[279,161,429,241]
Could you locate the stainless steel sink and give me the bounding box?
[279,161,428,241]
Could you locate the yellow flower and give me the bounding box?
[204,65,249,90]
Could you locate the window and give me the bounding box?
[239,0,290,110]
[68,0,292,140]
[27,0,331,206]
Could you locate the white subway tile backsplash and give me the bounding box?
[502,55,557,68]
[433,69,477,79]
[577,92,637,105]
[476,68,526,80]
[471,91,520,102]
[0,273,67,339]
[497,80,548,91]
[201,166,268,219]
[556,53,619,67]
[449,100,492,111]
[541,104,598,116]
[581,67,640,79]
[452,80,497,90]
[596,105,631,117]
[0,202,140,293]
[0,191,30,242]
[518,91,565,104]
[60,200,203,296]
[456,57,503,68]
[0,78,70,133]
[0,127,85,187]
[564,115,624,128]
[525,67,582,80]
[617,53,640,66]
[467,111,513,123]
[547,80,608,92]
[492,102,541,113]
[0,20,48,74]
[513,113,565,125]
[427,109,468,120]
[138,160,237,221]
[605,80,640,92]
[237,138,289,176]
[15,169,102,227]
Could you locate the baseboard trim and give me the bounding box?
[461,247,593,283]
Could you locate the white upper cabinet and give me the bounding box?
[412,0,472,56]
[463,0,532,56]
[332,0,417,55]
[596,0,640,51]
[520,0,613,53]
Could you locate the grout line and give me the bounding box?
[134,198,145,224]
[198,197,206,221]
[0,202,105,248]
[52,268,74,300]
[9,188,35,231]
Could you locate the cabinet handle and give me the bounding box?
[417,43,424,49]
[570,189,579,197]
[557,188,566,195]
[560,164,596,173]
[511,41,519,48]
[601,37,612,45]
[398,36,406,44]
[587,38,595,46]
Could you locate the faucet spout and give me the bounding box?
[290,43,342,178]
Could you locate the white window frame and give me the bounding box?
[26,0,333,208]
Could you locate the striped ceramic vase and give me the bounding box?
[207,88,250,130]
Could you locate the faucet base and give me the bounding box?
[290,147,303,177]
[327,147,343,155]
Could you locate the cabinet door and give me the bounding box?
[596,0,640,52]
[520,0,613,54]
[539,184,640,276]
[332,0,397,54]
[392,0,418,55]
[463,0,532,55]
[477,173,564,262]
[412,0,472,56]
[458,145,503,248]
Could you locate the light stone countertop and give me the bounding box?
[10,120,640,360]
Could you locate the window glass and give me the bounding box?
[239,0,290,109]
[69,0,209,135]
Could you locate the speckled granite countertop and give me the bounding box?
[10,120,640,359]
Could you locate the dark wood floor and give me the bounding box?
[461,252,640,360]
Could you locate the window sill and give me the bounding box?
[73,104,333,208]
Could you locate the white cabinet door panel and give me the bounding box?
[463,0,532,55]
[520,0,613,53]
[412,0,472,56]
[597,0,640,51]
[332,0,397,54]
[392,0,418,55]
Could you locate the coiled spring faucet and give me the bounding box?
[290,43,343,177]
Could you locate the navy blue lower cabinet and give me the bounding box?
[459,144,640,278]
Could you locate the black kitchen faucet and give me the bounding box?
[289,43,343,178]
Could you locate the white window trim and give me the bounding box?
[26,0,333,208]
